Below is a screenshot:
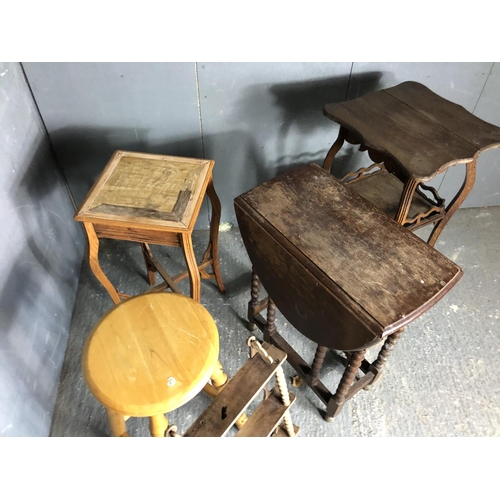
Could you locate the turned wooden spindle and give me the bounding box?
[310,345,328,382]
[332,350,366,405]
[372,330,402,372]
[275,366,296,437]
[248,270,260,331]
[264,298,277,341]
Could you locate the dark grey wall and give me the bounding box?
[22,62,500,226]
[0,62,84,436]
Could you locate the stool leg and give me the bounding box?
[210,361,248,429]
[181,233,201,302]
[149,414,169,437]
[106,408,129,437]
[206,176,226,294]
[210,360,228,390]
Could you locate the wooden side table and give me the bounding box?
[235,164,463,421]
[74,150,225,303]
[83,292,230,437]
[323,81,500,246]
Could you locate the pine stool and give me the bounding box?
[82,292,232,437]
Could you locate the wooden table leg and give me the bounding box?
[428,159,477,247]
[306,345,329,385]
[181,233,201,302]
[368,330,402,386]
[106,408,129,437]
[395,178,419,225]
[323,126,347,173]
[325,349,367,421]
[208,360,248,429]
[140,243,157,286]
[150,414,169,437]
[83,223,121,305]
[263,298,277,342]
[205,176,226,293]
[248,269,260,331]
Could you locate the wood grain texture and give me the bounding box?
[235,391,296,437]
[83,293,220,417]
[184,343,287,437]
[75,150,213,231]
[323,81,500,181]
[235,164,463,346]
[347,170,445,224]
[385,81,500,152]
[93,223,182,246]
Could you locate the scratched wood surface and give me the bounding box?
[184,343,287,437]
[75,150,212,230]
[348,170,442,222]
[235,164,463,348]
[83,293,220,417]
[324,81,500,181]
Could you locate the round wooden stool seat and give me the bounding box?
[83,292,226,436]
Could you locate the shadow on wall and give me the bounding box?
[233,71,383,188]
[48,72,384,226]
[0,135,83,435]
[48,127,203,208]
[48,126,267,227]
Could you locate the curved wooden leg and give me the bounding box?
[106,408,129,437]
[395,178,419,225]
[205,176,226,293]
[181,233,201,302]
[428,160,476,247]
[83,223,121,305]
[150,414,169,437]
[323,126,347,173]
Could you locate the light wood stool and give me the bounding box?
[74,150,225,304]
[83,292,232,437]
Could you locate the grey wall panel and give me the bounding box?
[461,62,500,208]
[197,62,367,222]
[22,63,203,208]
[0,62,84,436]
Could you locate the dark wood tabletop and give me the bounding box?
[323,81,500,181]
[234,163,463,351]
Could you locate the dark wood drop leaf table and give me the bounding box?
[234,164,463,422]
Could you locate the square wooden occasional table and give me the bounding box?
[75,150,225,304]
[235,164,463,422]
